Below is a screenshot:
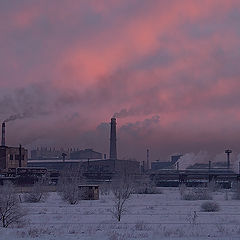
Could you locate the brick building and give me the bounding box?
[0,146,28,170]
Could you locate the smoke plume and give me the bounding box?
[179,151,210,170]
[4,113,29,123]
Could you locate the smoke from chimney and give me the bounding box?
[1,122,5,146]
[110,117,117,160]
[4,113,28,123]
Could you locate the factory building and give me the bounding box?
[70,149,102,160]
[31,148,64,160]
[31,147,102,161]
[28,159,140,175]
[81,159,139,175]
[0,146,28,170]
[0,123,28,170]
[28,117,140,177]
[151,155,182,171]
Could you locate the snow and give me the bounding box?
[1,188,240,240]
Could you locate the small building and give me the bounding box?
[0,146,28,170]
[78,185,99,200]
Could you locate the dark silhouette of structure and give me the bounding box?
[225,149,232,169]
[151,155,182,170]
[70,149,102,160]
[147,149,150,170]
[0,122,28,170]
[1,122,5,146]
[110,117,117,160]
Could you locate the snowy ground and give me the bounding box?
[1,188,240,240]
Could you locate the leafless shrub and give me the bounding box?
[27,228,39,238]
[182,188,212,200]
[224,190,229,201]
[182,191,197,200]
[100,182,111,196]
[23,180,49,203]
[57,165,85,204]
[179,184,187,199]
[135,221,151,231]
[0,182,26,228]
[201,201,220,212]
[162,226,185,237]
[134,176,161,194]
[27,226,53,237]
[216,224,229,235]
[110,176,134,222]
[232,183,240,200]
[186,211,198,225]
[108,231,125,240]
[208,181,220,192]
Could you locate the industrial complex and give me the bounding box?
[0,117,239,188]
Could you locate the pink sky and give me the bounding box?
[1,0,240,162]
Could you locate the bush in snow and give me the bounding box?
[186,211,198,225]
[179,184,187,198]
[207,181,220,192]
[200,201,220,212]
[182,188,212,200]
[134,176,161,194]
[232,183,240,200]
[57,165,85,204]
[0,182,26,227]
[23,180,49,203]
[100,182,111,196]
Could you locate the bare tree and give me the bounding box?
[57,164,85,204]
[0,182,26,228]
[110,176,134,222]
[23,179,49,203]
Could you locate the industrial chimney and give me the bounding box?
[110,117,117,160]
[1,122,6,146]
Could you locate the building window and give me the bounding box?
[10,154,13,160]
[15,155,24,160]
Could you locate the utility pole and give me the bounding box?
[225,149,232,169]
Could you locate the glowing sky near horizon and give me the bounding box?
[1,0,240,162]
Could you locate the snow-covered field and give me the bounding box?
[1,188,240,240]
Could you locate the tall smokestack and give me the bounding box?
[1,122,5,146]
[110,117,117,160]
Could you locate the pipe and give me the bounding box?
[147,149,150,170]
[208,161,211,171]
[19,144,22,167]
[176,162,179,171]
